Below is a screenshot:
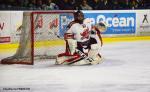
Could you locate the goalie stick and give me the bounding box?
[67,49,94,65]
[75,49,94,63]
[75,48,103,65]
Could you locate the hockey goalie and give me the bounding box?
[56,10,107,65]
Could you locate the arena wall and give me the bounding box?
[0,10,150,44]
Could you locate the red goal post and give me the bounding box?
[1,11,74,65]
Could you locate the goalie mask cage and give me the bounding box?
[1,11,74,65]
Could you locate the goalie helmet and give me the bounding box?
[73,10,84,24]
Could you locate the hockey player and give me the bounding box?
[56,10,106,65]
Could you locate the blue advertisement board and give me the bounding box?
[59,12,136,37]
[84,13,136,34]
[59,13,73,37]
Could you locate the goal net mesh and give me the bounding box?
[1,11,74,65]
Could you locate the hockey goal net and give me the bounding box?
[1,11,74,65]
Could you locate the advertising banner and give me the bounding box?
[0,11,23,43]
[10,11,23,43]
[136,10,150,36]
[59,13,73,37]
[59,11,136,37]
[33,14,59,41]
[0,11,11,43]
[84,12,136,34]
[0,10,149,44]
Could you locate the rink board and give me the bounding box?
[0,36,150,53]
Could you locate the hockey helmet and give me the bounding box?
[73,10,84,23]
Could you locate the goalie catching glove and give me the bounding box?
[95,22,107,32]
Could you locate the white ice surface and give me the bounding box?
[0,41,150,92]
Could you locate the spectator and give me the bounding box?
[0,1,6,9]
[103,0,112,9]
[58,0,74,10]
[96,0,113,10]
[90,0,101,10]
[43,0,59,10]
[130,0,139,9]
[112,0,121,10]
[27,0,37,10]
[119,0,131,9]
[90,0,112,10]
[16,0,28,7]
[80,0,93,10]
[6,0,14,9]
[73,0,82,10]
[146,0,150,9]
[0,0,149,10]
[36,0,44,10]
[138,0,147,9]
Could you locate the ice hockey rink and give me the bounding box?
[0,40,150,92]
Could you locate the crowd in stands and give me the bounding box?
[0,0,149,10]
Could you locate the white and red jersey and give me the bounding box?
[66,19,92,42]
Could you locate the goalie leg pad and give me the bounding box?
[56,54,90,65]
[88,44,99,59]
[88,44,102,64]
[90,54,103,65]
[67,39,77,55]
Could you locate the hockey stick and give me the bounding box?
[75,48,103,65]
[67,48,94,65]
[75,49,94,63]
